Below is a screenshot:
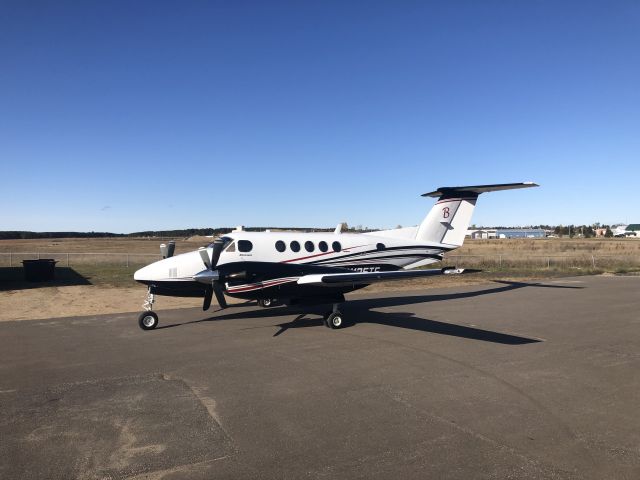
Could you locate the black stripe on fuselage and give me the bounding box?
[135,260,398,300]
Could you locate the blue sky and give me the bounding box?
[1,1,639,232]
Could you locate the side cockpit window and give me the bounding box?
[221,237,236,252]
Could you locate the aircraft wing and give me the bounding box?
[297,267,465,286]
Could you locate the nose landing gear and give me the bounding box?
[138,288,159,330]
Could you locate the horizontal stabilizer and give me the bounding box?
[422,182,538,198]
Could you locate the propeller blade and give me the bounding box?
[212,282,227,309]
[203,286,213,311]
[209,239,225,269]
[160,240,176,259]
[198,247,212,269]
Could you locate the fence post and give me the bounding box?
[499,255,502,269]
[126,254,129,268]
[9,252,11,267]
[547,257,550,269]
[67,253,70,267]
[592,255,596,268]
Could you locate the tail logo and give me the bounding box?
[442,207,450,219]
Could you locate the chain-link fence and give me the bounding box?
[444,254,640,271]
[1,252,639,271]
[0,253,162,268]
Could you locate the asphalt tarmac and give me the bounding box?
[1,275,640,479]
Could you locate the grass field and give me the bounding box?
[2,236,639,321]
[2,236,640,288]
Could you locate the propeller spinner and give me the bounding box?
[194,240,228,310]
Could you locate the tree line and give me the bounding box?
[0,227,335,240]
[0,223,620,240]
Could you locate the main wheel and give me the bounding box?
[258,298,274,308]
[326,311,344,329]
[138,311,159,330]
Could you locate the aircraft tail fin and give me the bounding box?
[415,182,538,247]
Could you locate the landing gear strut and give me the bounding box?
[324,303,344,329]
[138,288,159,330]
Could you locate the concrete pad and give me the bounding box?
[1,276,640,479]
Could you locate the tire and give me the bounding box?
[326,312,344,329]
[259,298,274,308]
[138,311,159,330]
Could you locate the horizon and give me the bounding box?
[0,222,627,238]
[2,2,639,231]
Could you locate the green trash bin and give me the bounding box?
[22,259,57,282]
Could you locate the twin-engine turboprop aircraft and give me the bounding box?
[134,182,538,330]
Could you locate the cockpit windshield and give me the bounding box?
[207,236,235,251]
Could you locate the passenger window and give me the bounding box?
[238,240,253,252]
[318,241,328,252]
[304,241,315,252]
[290,241,301,252]
[376,243,386,250]
[332,241,342,252]
[275,240,286,252]
[225,241,236,252]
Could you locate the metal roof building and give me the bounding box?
[495,229,546,238]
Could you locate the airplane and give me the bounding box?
[134,182,538,330]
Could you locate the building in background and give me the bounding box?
[496,229,546,239]
[466,229,497,239]
[613,224,639,237]
[466,228,547,240]
[465,228,546,239]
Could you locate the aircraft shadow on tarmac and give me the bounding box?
[158,280,582,344]
[271,311,539,344]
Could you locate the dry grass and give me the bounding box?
[3,236,639,321]
[1,237,640,289]
[454,237,640,255]
[0,237,207,255]
[445,238,640,273]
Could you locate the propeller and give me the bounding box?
[194,239,228,310]
[160,240,176,259]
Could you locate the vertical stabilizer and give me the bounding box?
[415,182,538,247]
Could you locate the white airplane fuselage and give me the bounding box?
[134,230,450,301]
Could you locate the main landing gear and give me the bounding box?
[323,303,344,329]
[258,298,275,308]
[138,288,159,330]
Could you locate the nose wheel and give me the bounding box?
[138,311,159,330]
